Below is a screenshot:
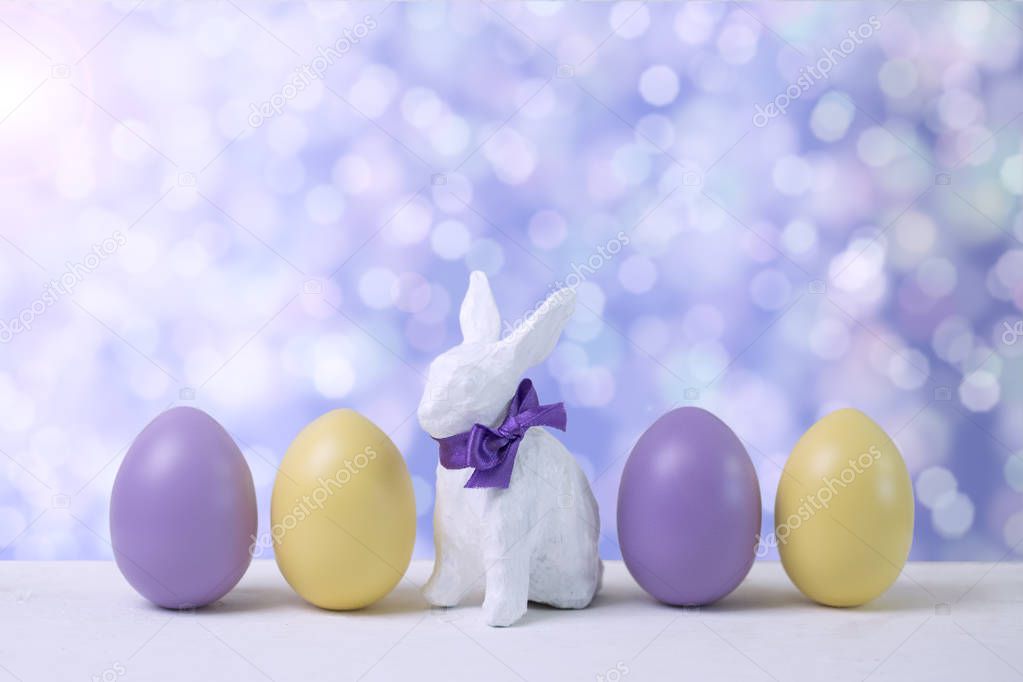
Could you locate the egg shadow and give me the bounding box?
[663,580,935,614]
[209,584,299,614]
[853,583,942,613]
[716,581,938,614]
[580,584,807,613]
[151,576,435,616]
[130,586,297,616]
[706,583,811,612]
[346,580,434,617]
[267,578,435,618]
[566,570,802,613]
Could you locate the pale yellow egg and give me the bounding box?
[272,409,416,610]
[776,408,914,607]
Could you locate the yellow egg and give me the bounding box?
[775,408,914,607]
[271,409,416,610]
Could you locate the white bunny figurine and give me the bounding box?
[417,271,602,627]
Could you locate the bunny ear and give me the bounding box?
[459,271,501,344]
[501,286,576,372]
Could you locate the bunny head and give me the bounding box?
[417,271,576,439]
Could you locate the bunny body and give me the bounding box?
[418,272,602,626]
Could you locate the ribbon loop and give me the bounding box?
[435,378,566,489]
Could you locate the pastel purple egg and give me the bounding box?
[617,407,761,605]
[110,407,257,609]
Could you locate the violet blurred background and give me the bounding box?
[1,1,1021,561]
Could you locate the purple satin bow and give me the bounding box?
[435,378,567,489]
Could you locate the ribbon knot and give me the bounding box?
[435,378,566,489]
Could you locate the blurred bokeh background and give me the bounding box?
[1,1,1021,561]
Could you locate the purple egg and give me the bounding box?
[617,407,761,605]
[110,407,257,609]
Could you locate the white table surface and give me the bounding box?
[1,560,1021,682]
